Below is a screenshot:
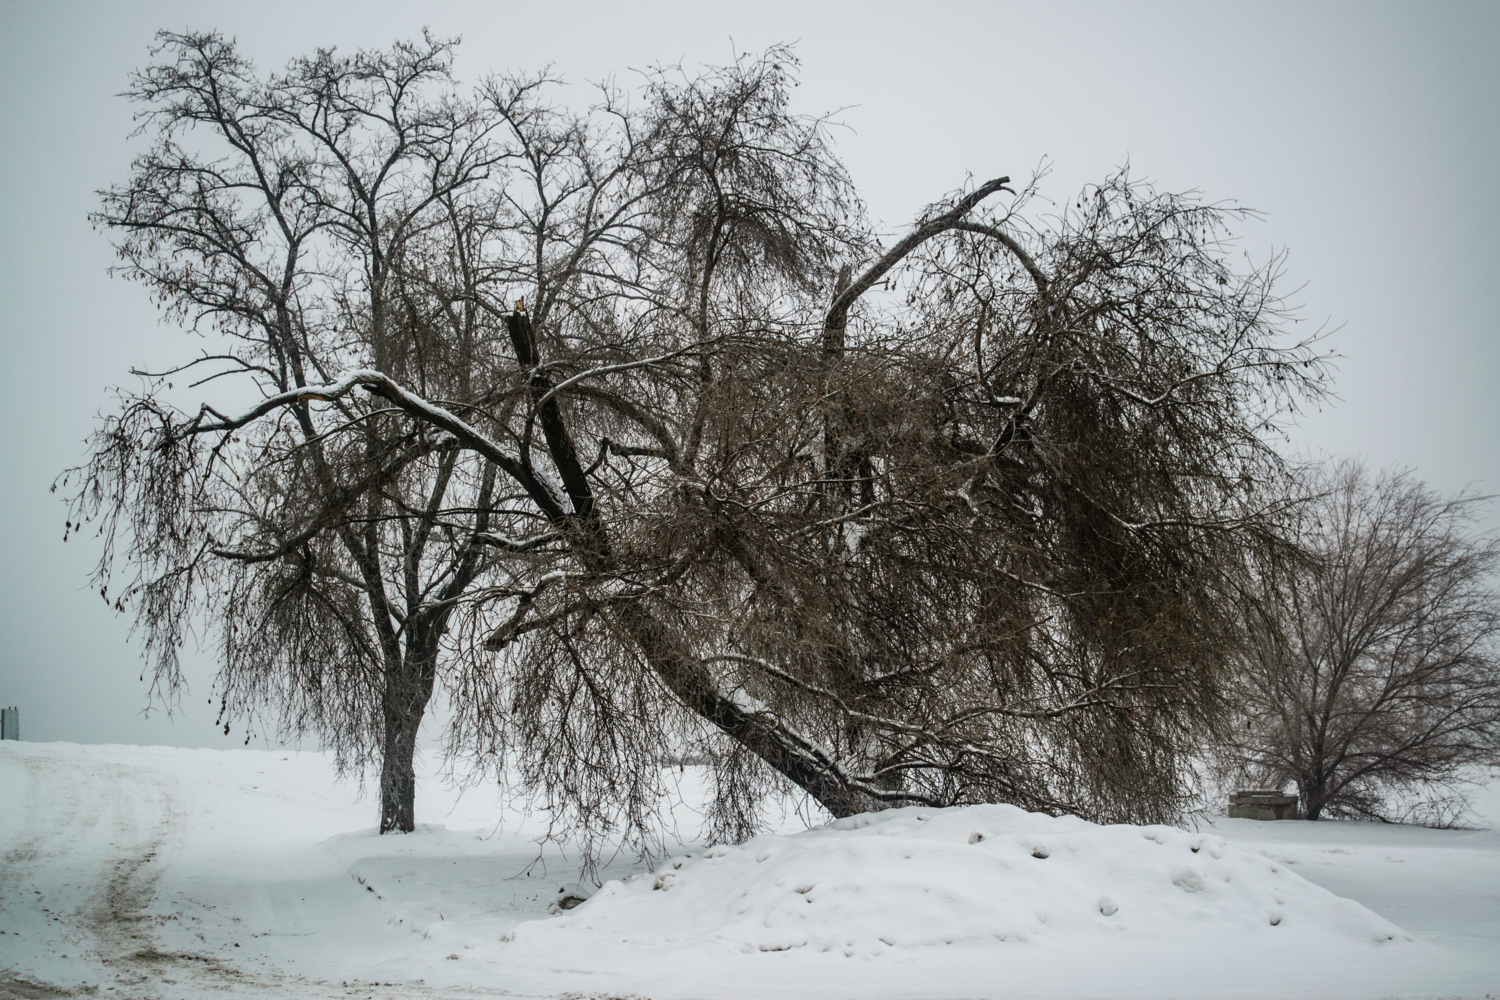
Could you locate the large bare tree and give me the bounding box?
[66,31,511,832]
[1224,461,1500,822]
[67,33,1329,851]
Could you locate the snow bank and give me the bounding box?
[516,804,1408,959]
[5,742,1492,1000]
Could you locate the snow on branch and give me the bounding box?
[186,370,569,520]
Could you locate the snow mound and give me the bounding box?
[512,804,1411,957]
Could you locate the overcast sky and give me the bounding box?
[1,0,1496,749]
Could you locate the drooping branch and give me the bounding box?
[824,175,1030,339]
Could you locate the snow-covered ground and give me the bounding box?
[1,742,1496,999]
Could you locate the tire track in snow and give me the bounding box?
[0,749,244,998]
[1,749,594,1000]
[1,747,115,996]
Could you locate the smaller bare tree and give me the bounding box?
[1227,461,1500,822]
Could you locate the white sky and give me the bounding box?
[1,0,1496,747]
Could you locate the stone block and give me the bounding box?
[1228,789,1298,820]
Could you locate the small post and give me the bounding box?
[0,706,17,740]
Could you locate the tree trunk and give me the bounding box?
[379,724,418,833]
[1299,780,1326,821]
[612,601,870,818]
[502,309,872,819]
[379,634,440,833]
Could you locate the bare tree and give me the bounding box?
[67,33,1330,854]
[64,31,510,832]
[1225,461,1500,821]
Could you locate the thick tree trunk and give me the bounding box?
[612,602,870,819]
[501,310,875,820]
[379,634,440,834]
[379,723,418,833]
[1299,780,1326,821]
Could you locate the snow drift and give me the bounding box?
[516,803,1409,958]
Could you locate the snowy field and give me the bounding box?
[1,742,1496,1000]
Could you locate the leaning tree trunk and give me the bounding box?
[496,310,878,820]
[610,600,871,819]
